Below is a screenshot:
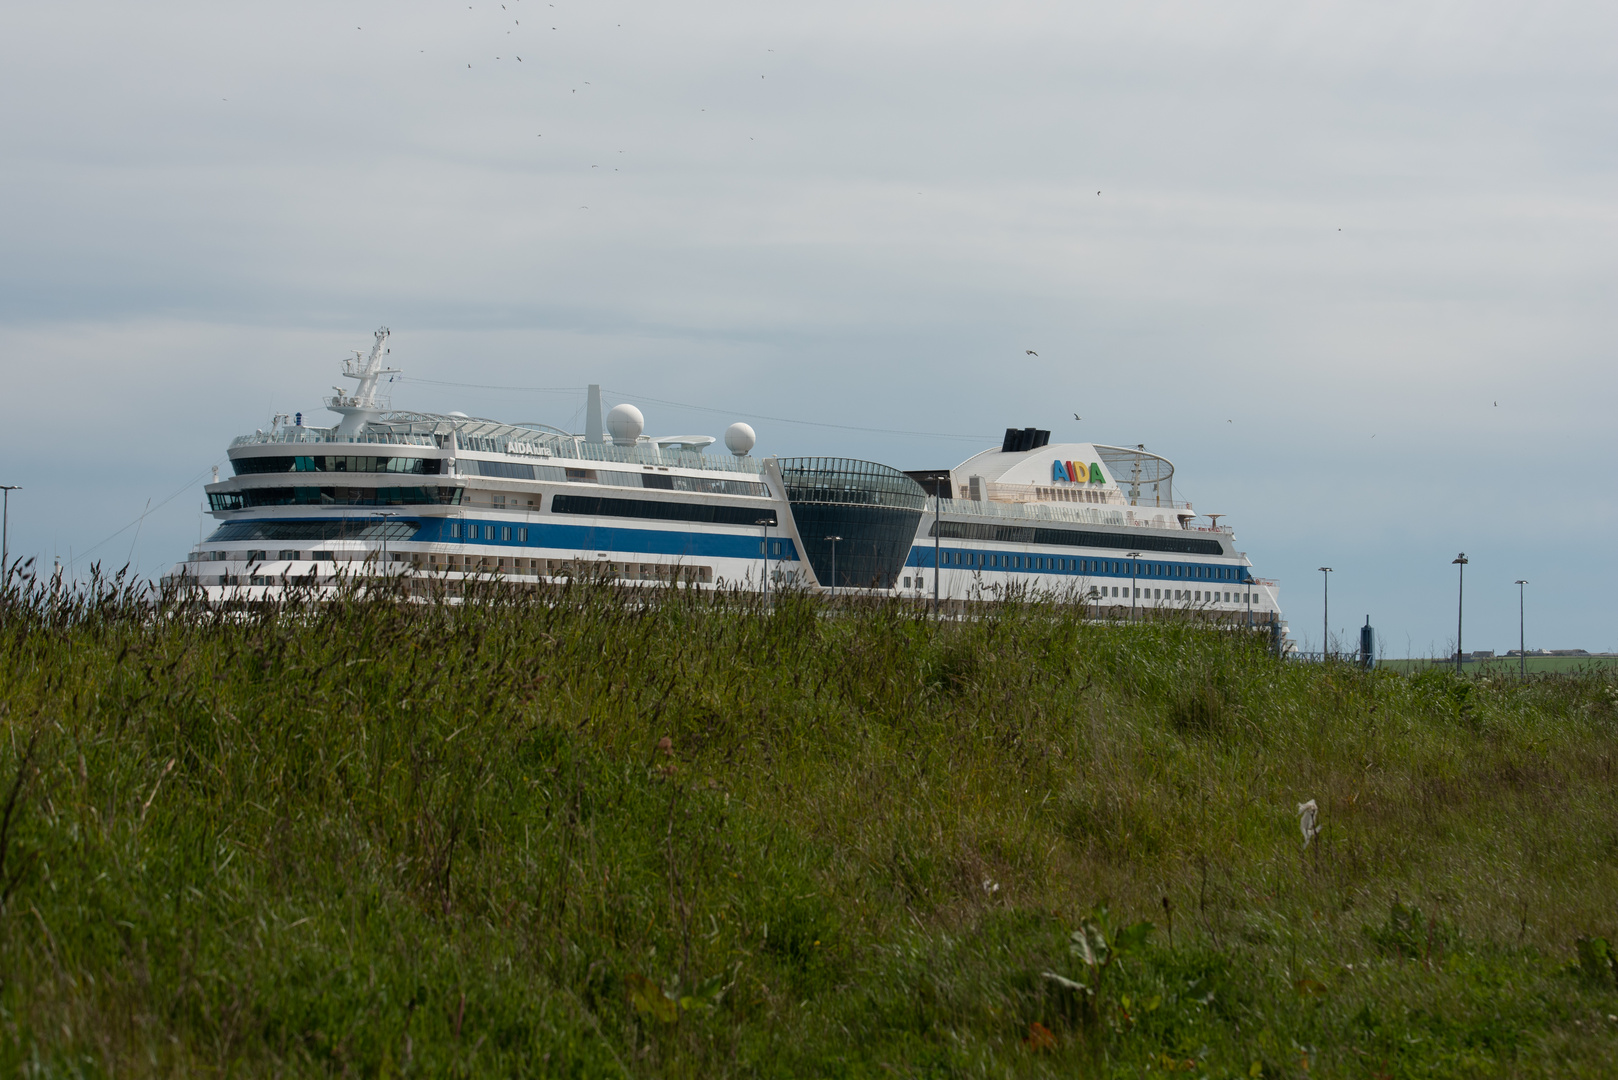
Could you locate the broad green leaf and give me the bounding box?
[626,972,679,1024]
[1113,920,1155,954]
[1070,929,1095,966]
[1042,970,1090,994]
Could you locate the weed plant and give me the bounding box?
[2,562,1617,1076]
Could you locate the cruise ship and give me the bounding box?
[167,328,1286,629]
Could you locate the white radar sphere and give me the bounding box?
[724,422,757,456]
[607,403,645,445]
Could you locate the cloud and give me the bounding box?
[0,0,1613,648]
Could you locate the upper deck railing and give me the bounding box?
[556,440,765,475]
[230,426,765,474]
[928,496,1233,534]
[981,481,1127,507]
[231,430,438,449]
[930,497,1127,527]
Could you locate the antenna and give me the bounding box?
[328,327,400,437]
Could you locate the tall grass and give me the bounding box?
[2,563,1616,1076]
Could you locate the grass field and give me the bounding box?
[3,567,1618,1077]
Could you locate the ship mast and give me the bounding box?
[327,327,399,437]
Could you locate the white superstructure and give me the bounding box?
[165,331,1286,633]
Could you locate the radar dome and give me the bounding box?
[724,422,756,457]
[607,403,645,445]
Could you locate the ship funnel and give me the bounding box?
[585,384,605,443]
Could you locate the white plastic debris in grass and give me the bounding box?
[1298,799,1321,847]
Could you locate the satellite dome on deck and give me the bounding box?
[724,422,756,457]
[607,403,645,445]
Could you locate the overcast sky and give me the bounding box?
[2,0,1614,655]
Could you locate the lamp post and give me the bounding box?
[1453,553,1468,674]
[824,535,842,601]
[1318,567,1333,660]
[1515,579,1528,678]
[756,517,773,607]
[932,491,941,616]
[373,512,398,577]
[0,485,18,582]
[1128,552,1141,621]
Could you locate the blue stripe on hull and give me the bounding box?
[906,545,1250,581]
[233,517,798,562]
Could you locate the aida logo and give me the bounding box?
[1052,460,1104,484]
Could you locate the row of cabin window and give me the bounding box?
[902,576,1259,606]
[450,523,526,542]
[934,551,1241,580]
[1093,586,1262,603]
[445,523,791,557]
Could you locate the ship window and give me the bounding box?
[552,494,776,529]
[518,527,527,542]
[771,541,782,556]
[279,549,298,560]
[501,526,512,541]
[448,523,461,538]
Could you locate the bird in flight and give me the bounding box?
[1025,350,1038,356]
[1073,413,1082,421]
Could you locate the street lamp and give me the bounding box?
[373,512,399,577]
[756,517,773,607]
[1452,553,1468,675]
[0,485,18,582]
[1318,567,1333,660]
[1515,579,1528,678]
[824,535,842,601]
[1127,553,1141,621]
[932,491,941,616]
